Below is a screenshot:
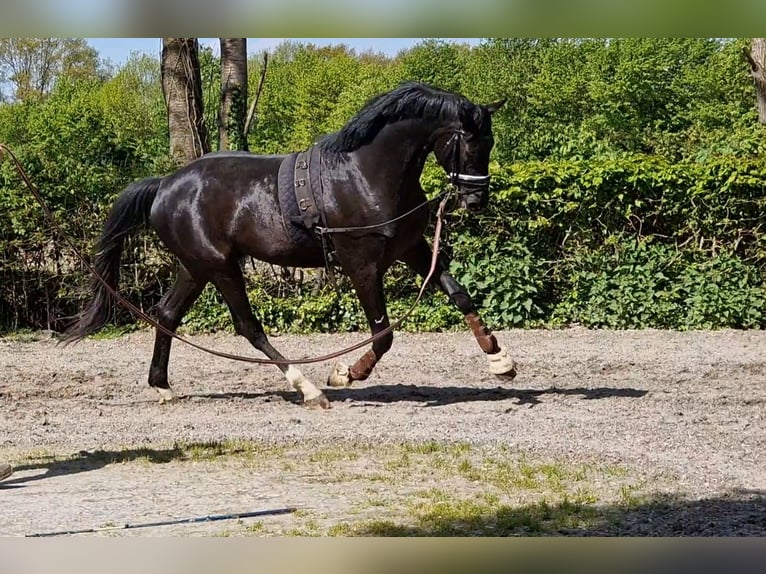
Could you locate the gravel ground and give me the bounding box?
[1,328,764,536]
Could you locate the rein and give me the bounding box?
[315,128,488,236]
[0,143,452,367]
[315,189,450,235]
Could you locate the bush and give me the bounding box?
[552,237,765,329]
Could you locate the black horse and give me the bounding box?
[65,82,517,408]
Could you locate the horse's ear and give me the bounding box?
[485,98,507,115]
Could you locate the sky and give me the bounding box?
[86,38,482,64]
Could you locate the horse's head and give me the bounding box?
[433,97,507,211]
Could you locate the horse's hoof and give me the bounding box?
[303,392,332,410]
[488,348,517,379]
[327,363,352,387]
[155,386,177,404]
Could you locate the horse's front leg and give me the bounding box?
[399,239,517,378]
[327,257,392,387]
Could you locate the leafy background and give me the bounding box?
[0,38,764,334]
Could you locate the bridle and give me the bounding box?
[443,128,491,193]
[314,126,490,237]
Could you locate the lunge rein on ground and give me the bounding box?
[0,142,456,366]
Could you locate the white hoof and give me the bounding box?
[155,387,177,404]
[327,363,352,387]
[488,348,517,378]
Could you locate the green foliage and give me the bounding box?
[678,251,766,329]
[552,238,686,329]
[0,59,170,330]
[450,235,547,328]
[181,275,463,335]
[398,39,470,93]
[552,238,766,330]
[2,38,765,334]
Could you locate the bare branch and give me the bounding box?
[244,51,269,138]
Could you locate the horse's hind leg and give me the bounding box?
[148,266,206,403]
[212,262,330,409]
[399,239,517,378]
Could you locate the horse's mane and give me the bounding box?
[319,82,477,153]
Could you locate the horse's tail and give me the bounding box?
[63,177,162,342]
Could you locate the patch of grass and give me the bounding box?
[292,509,312,519]
[11,438,654,539]
[284,525,321,537]
[448,442,473,456]
[12,448,60,465]
[318,471,368,484]
[364,473,393,483]
[346,495,603,536]
[474,456,601,495]
[88,324,142,340]
[414,488,451,502]
[457,459,481,482]
[0,328,45,342]
[244,521,264,534]
[618,483,648,508]
[363,497,388,508]
[79,440,287,466]
[570,464,591,482]
[400,441,472,457]
[539,463,567,483]
[307,446,361,464]
[572,487,599,505]
[604,464,630,477]
[9,440,293,473]
[339,520,416,536]
[282,510,323,537]
[384,451,413,473]
[404,441,443,455]
[183,440,286,462]
[327,522,354,536]
[478,491,500,506]
[427,454,453,472]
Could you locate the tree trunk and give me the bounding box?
[161,38,209,165]
[745,38,766,125]
[219,38,249,151]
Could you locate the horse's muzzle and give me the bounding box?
[460,189,488,211]
[450,172,490,211]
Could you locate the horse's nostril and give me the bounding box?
[465,196,482,210]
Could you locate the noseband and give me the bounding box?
[444,129,491,193]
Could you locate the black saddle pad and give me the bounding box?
[277,151,317,247]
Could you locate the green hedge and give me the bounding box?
[175,154,766,334]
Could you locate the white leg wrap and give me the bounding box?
[488,348,517,376]
[285,366,323,401]
[327,363,352,387]
[155,387,177,404]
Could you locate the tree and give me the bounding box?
[0,38,102,101]
[397,39,471,93]
[219,38,248,151]
[744,38,766,125]
[160,38,209,165]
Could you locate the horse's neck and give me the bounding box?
[358,118,446,181]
